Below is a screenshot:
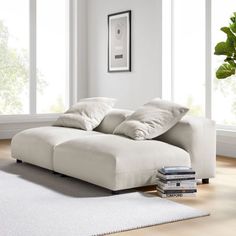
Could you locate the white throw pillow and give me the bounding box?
[113,98,189,140]
[54,97,117,131]
[95,109,133,134]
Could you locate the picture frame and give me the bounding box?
[108,10,131,72]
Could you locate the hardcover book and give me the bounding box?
[157,178,196,185]
[156,182,196,190]
[156,179,196,188]
[156,186,197,194]
[156,172,196,180]
[159,166,195,175]
[156,192,196,198]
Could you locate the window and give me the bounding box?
[37,0,68,114]
[0,0,70,116]
[164,0,236,129]
[0,0,29,114]
[212,0,236,126]
[172,0,206,116]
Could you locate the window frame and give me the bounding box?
[0,0,76,122]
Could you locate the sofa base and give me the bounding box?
[15,158,211,189]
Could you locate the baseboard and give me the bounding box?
[217,141,236,158]
[216,134,236,158]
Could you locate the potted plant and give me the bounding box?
[214,12,236,79]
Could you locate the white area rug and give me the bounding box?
[0,159,209,236]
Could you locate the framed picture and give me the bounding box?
[108,10,131,72]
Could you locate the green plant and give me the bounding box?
[214,12,236,79]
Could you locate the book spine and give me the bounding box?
[157,180,196,188]
[157,173,196,179]
[156,192,196,198]
[157,184,197,190]
[156,187,197,194]
[164,189,197,194]
[157,178,196,184]
[157,177,196,182]
[159,171,196,175]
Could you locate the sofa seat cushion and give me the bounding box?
[53,134,190,191]
[11,127,102,170]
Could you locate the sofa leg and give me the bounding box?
[202,178,209,184]
[111,190,120,195]
[16,159,22,163]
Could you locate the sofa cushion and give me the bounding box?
[11,127,102,170]
[95,109,133,134]
[53,134,190,190]
[54,97,117,131]
[114,98,189,140]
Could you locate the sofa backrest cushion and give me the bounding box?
[95,109,133,134]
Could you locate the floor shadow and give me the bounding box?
[0,158,114,198]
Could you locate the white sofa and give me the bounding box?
[11,109,216,191]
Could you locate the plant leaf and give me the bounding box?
[230,22,236,33]
[224,57,236,67]
[221,27,236,39]
[216,63,236,79]
[221,27,232,34]
[230,16,235,23]
[214,42,234,56]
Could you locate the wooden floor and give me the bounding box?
[1,140,236,236]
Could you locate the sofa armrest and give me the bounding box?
[157,116,216,179]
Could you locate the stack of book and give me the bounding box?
[156,166,197,198]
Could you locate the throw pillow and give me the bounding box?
[113,98,189,140]
[95,109,133,134]
[54,97,117,131]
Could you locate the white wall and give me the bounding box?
[87,0,162,109]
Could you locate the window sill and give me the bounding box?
[0,114,60,124]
